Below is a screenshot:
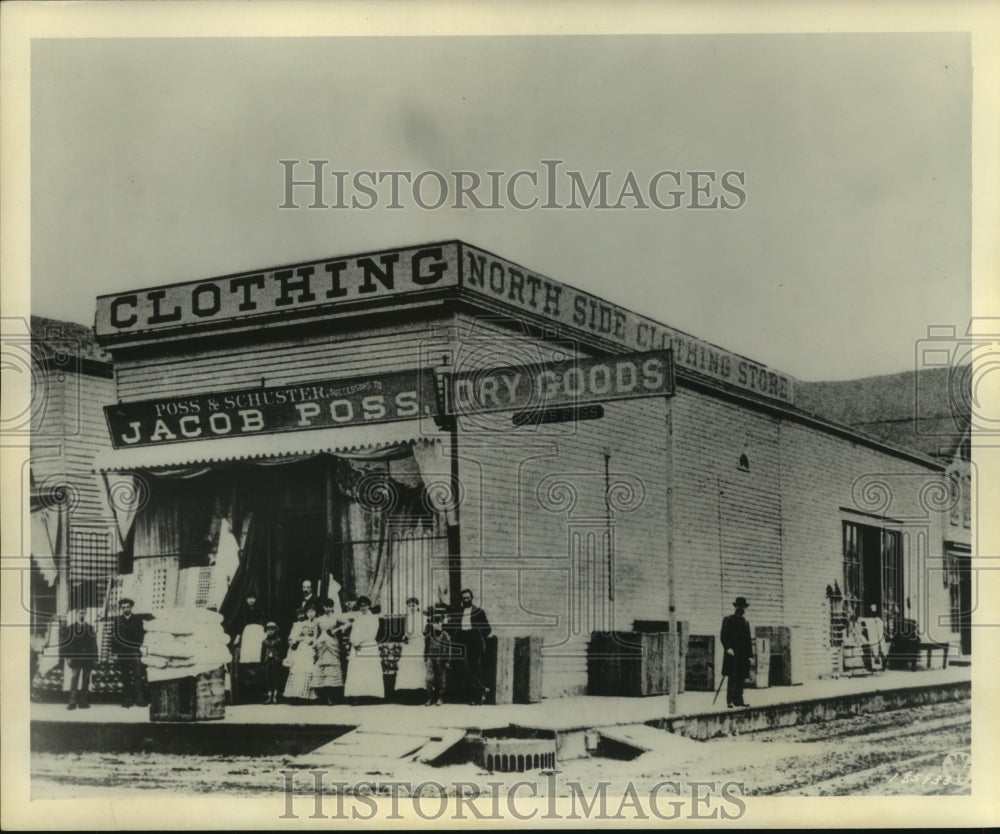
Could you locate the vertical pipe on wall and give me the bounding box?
[322,460,334,602]
[448,425,462,607]
[442,353,462,608]
[665,396,677,714]
[603,451,613,603]
[717,476,725,612]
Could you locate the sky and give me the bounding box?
[30,32,972,382]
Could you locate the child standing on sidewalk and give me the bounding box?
[260,621,284,704]
[423,611,452,706]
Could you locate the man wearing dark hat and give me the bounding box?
[110,597,147,708]
[720,596,754,708]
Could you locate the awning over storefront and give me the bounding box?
[93,417,444,473]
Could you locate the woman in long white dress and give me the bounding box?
[283,608,318,702]
[343,596,385,701]
[393,597,427,694]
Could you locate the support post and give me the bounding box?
[665,396,678,713]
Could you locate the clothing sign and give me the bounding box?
[450,350,674,416]
[104,368,439,448]
[95,243,460,339]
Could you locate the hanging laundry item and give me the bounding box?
[212,518,241,610]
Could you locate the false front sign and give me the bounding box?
[450,350,674,416]
[105,369,439,448]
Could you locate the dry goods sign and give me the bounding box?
[449,350,674,418]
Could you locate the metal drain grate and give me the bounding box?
[479,737,557,772]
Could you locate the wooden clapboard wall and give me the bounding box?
[31,335,120,596]
[779,421,948,681]
[669,383,948,684]
[458,405,669,698]
[113,318,455,400]
[453,309,671,698]
[669,387,783,681]
[32,361,117,524]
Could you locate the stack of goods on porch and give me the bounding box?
[87,662,124,699]
[142,607,231,721]
[886,618,922,670]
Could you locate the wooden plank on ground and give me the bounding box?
[303,729,430,760]
[295,753,415,772]
[414,728,467,764]
[596,723,704,756]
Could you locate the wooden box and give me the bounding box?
[632,620,689,693]
[755,625,799,685]
[149,667,226,722]
[746,637,771,688]
[684,635,715,692]
[587,631,677,697]
[486,636,543,704]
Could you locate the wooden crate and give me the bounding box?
[149,667,226,722]
[746,637,771,688]
[631,620,689,693]
[587,631,677,697]
[684,635,715,692]
[487,636,543,704]
[755,625,797,685]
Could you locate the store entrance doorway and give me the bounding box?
[263,509,326,632]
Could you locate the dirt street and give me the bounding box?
[30,699,971,800]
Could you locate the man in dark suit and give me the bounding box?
[720,596,754,708]
[449,588,492,705]
[110,597,147,708]
[61,608,98,710]
[297,580,323,620]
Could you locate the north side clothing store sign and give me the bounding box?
[104,351,676,448]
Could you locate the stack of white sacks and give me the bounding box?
[142,607,232,683]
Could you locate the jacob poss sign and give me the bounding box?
[450,350,674,416]
[104,369,439,448]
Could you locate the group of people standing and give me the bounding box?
[231,580,493,708]
[56,580,494,710]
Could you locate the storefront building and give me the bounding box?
[29,316,119,693]
[92,240,955,698]
[797,368,973,659]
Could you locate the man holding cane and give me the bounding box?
[720,596,754,709]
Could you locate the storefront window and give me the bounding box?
[120,450,448,630]
[841,520,903,639]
